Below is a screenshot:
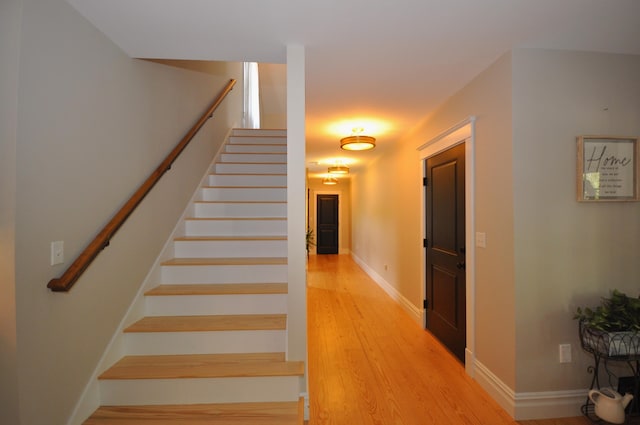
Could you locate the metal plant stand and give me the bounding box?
[579,321,640,424]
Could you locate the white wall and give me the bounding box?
[0,0,22,423]
[286,45,308,405]
[512,49,640,393]
[13,0,242,423]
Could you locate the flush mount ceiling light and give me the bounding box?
[328,165,349,174]
[322,177,338,185]
[340,128,376,151]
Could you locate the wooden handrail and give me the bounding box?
[48,79,237,292]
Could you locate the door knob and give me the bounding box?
[456,262,466,270]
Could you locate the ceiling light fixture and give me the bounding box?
[340,128,376,151]
[322,177,338,185]
[328,165,349,174]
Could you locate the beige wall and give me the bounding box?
[260,63,287,128]
[351,144,425,305]
[0,0,22,423]
[351,48,640,405]
[145,59,242,77]
[12,0,242,423]
[512,49,640,392]
[307,177,352,254]
[351,52,516,387]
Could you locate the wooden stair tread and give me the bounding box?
[145,283,288,296]
[124,314,287,333]
[84,400,301,424]
[185,217,286,221]
[211,173,287,176]
[162,257,287,266]
[174,236,286,241]
[227,142,287,145]
[203,185,287,189]
[226,143,287,145]
[193,200,287,204]
[210,172,286,176]
[223,152,286,154]
[216,162,287,165]
[99,353,304,380]
[224,150,287,154]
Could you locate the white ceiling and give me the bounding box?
[67,0,640,178]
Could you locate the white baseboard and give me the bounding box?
[301,392,310,421]
[350,253,422,326]
[473,359,517,417]
[474,358,586,420]
[513,389,587,420]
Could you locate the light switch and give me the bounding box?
[475,232,486,248]
[51,241,64,265]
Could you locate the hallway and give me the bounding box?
[307,254,587,425]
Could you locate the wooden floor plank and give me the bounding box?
[124,314,287,333]
[307,254,590,425]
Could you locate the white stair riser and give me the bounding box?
[123,330,286,355]
[231,129,286,138]
[174,239,287,258]
[185,219,287,236]
[208,174,286,187]
[161,264,288,284]
[225,144,286,153]
[230,134,286,143]
[99,376,299,405]
[193,203,286,218]
[215,163,286,174]
[145,294,287,316]
[220,153,287,163]
[201,187,286,202]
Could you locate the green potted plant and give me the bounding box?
[575,290,640,356]
[306,227,315,256]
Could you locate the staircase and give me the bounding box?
[83,129,304,424]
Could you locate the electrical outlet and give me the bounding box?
[51,241,64,265]
[559,343,572,363]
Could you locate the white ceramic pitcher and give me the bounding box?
[588,387,634,424]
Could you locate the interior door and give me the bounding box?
[316,194,339,254]
[425,143,466,362]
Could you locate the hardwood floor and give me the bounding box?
[307,254,589,425]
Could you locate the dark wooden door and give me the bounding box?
[316,194,339,254]
[425,143,466,362]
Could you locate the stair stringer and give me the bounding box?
[66,127,235,425]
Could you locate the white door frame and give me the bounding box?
[417,116,476,375]
[310,190,345,255]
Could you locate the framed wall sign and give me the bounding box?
[577,135,639,202]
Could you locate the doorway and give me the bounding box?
[418,117,475,371]
[316,194,339,254]
[425,143,466,362]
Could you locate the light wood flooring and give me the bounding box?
[307,254,589,425]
